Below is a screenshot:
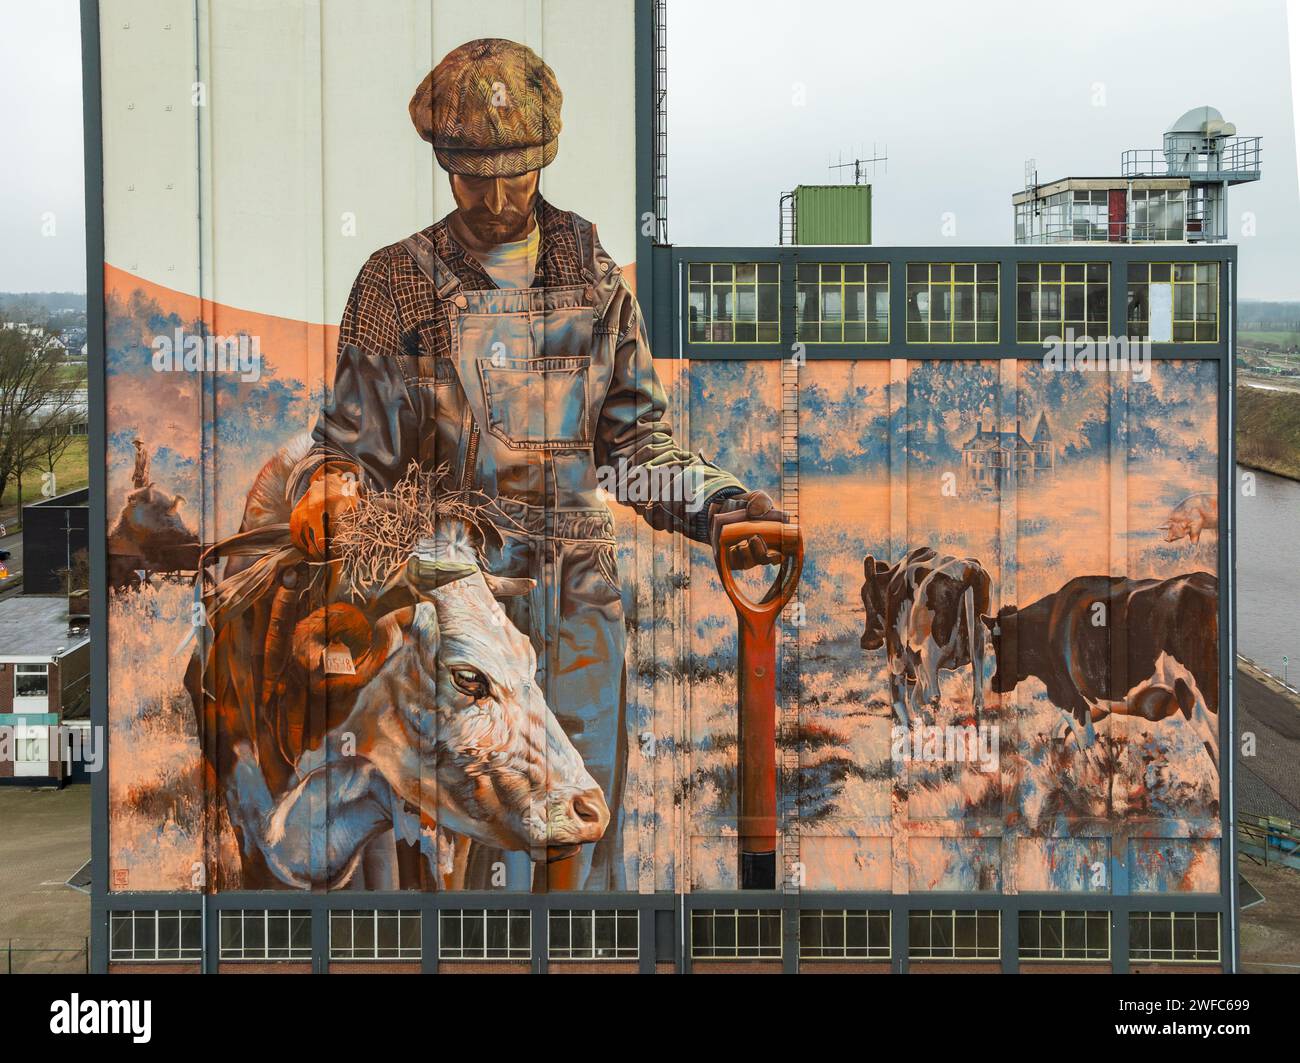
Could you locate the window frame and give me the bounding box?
[905,262,1000,344]
[109,909,202,963]
[1126,260,1219,343]
[1128,911,1221,965]
[438,908,532,962]
[907,909,1001,961]
[327,909,421,962]
[1017,909,1111,963]
[798,908,891,961]
[547,908,640,962]
[690,908,783,961]
[14,662,49,704]
[795,262,890,344]
[1016,261,1110,343]
[218,909,312,962]
[687,262,781,345]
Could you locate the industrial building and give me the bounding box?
[84,0,1242,973]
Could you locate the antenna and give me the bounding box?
[829,143,888,184]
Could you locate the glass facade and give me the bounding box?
[687,262,780,343]
[795,262,889,343]
[906,263,999,342]
[1017,261,1110,341]
[1127,261,1218,342]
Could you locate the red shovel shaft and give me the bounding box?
[714,520,803,890]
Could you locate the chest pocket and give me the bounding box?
[461,305,597,452]
[478,354,592,450]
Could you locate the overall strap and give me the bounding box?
[401,231,467,306]
[573,216,621,320]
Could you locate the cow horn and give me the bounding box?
[483,573,536,599]
[405,554,478,592]
[170,495,185,511]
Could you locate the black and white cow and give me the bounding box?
[860,547,992,726]
[980,571,1219,773]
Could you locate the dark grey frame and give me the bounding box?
[83,0,1237,974]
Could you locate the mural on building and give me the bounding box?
[102,17,1221,899]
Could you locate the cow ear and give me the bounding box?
[484,574,536,599]
[863,554,875,577]
[406,555,478,592]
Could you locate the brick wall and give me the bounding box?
[800,962,891,974]
[547,962,638,975]
[691,962,784,975]
[218,962,313,975]
[1020,963,1111,974]
[908,962,1002,974]
[328,962,421,974]
[1130,964,1222,975]
[0,663,11,712]
[110,963,200,975]
[437,962,530,975]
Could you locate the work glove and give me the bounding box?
[709,489,800,571]
[289,461,363,561]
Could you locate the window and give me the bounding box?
[691,909,782,960]
[14,663,48,700]
[799,909,890,960]
[439,909,530,961]
[1071,190,1110,242]
[548,909,639,961]
[328,909,420,961]
[1018,910,1110,962]
[1130,188,1186,242]
[1127,262,1218,342]
[1017,262,1109,342]
[687,262,780,344]
[906,263,999,343]
[795,263,889,343]
[219,909,312,961]
[1129,911,1220,964]
[109,910,202,962]
[908,909,1000,960]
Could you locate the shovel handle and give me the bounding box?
[713,520,804,626]
[712,519,804,889]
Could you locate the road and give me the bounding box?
[1236,659,1300,821]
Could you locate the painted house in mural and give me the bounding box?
[961,415,1054,494]
[85,0,1242,975]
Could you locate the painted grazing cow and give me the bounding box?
[223,521,610,890]
[981,571,1218,775]
[860,547,991,726]
[107,482,201,587]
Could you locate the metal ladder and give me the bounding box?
[779,355,801,892]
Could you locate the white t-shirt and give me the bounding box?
[473,225,540,290]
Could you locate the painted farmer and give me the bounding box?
[290,38,792,889]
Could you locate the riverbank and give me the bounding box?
[1236,383,1300,481]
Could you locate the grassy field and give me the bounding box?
[0,436,89,512]
[1237,384,1300,480]
[1240,330,1300,351]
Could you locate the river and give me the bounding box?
[1236,464,1300,680]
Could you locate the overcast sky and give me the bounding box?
[2,0,1298,298]
[668,0,1300,300]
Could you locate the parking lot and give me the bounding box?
[0,784,89,973]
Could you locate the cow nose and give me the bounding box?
[568,787,610,838]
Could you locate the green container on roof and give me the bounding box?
[794,184,872,245]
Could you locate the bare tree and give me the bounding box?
[0,313,85,511]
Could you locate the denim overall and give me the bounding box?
[400,230,627,891]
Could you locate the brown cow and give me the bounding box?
[981,571,1218,774]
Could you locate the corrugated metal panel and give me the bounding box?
[795,184,872,245]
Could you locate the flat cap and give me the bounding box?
[410,38,562,177]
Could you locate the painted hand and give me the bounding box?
[709,489,800,570]
[289,462,363,560]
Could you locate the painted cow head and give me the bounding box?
[302,524,609,860]
[859,555,892,651]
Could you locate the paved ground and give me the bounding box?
[1239,861,1300,973]
[0,784,89,973]
[1237,660,1300,820]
